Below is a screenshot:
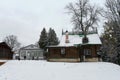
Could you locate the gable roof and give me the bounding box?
[56,33,102,47]
[0,42,12,50]
[20,44,43,50]
[58,34,102,46]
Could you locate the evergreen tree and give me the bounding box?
[101,22,117,62]
[103,0,120,65]
[38,28,48,49]
[48,28,53,45]
[48,28,59,45]
[52,29,59,45]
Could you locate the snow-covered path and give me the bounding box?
[0,60,120,80]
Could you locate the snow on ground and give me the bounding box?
[0,60,8,62]
[0,60,120,80]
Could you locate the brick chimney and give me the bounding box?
[65,31,69,43]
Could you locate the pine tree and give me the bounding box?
[101,22,118,63]
[48,28,59,45]
[104,0,120,65]
[52,29,59,45]
[48,28,52,45]
[38,28,48,49]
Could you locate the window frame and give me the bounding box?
[84,48,92,57]
[61,48,65,55]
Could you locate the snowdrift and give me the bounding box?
[0,60,120,80]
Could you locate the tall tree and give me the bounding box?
[48,28,59,45]
[66,0,102,43]
[3,35,21,52]
[105,0,120,41]
[48,28,52,45]
[52,29,59,45]
[101,22,117,62]
[103,0,120,64]
[38,28,48,49]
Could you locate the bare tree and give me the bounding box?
[105,0,120,37]
[105,0,120,26]
[66,0,102,43]
[3,35,21,52]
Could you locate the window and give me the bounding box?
[61,48,65,54]
[46,49,48,52]
[84,49,91,56]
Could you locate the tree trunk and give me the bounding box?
[82,31,89,43]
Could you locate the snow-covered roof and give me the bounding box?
[20,44,43,50]
[0,61,120,80]
[57,33,102,47]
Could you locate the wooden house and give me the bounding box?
[47,29,102,62]
[0,42,13,59]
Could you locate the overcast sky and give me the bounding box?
[0,0,105,46]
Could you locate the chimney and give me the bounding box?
[65,30,69,43]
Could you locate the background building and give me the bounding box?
[19,44,44,60]
[0,42,13,59]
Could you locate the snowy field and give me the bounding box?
[0,60,120,80]
[0,60,8,62]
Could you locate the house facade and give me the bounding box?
[0,42,13,59]
[47,29,102,62]
[19,44,44,60]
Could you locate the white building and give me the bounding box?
[19,44,44,60]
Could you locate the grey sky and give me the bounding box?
[0,0,105,46]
